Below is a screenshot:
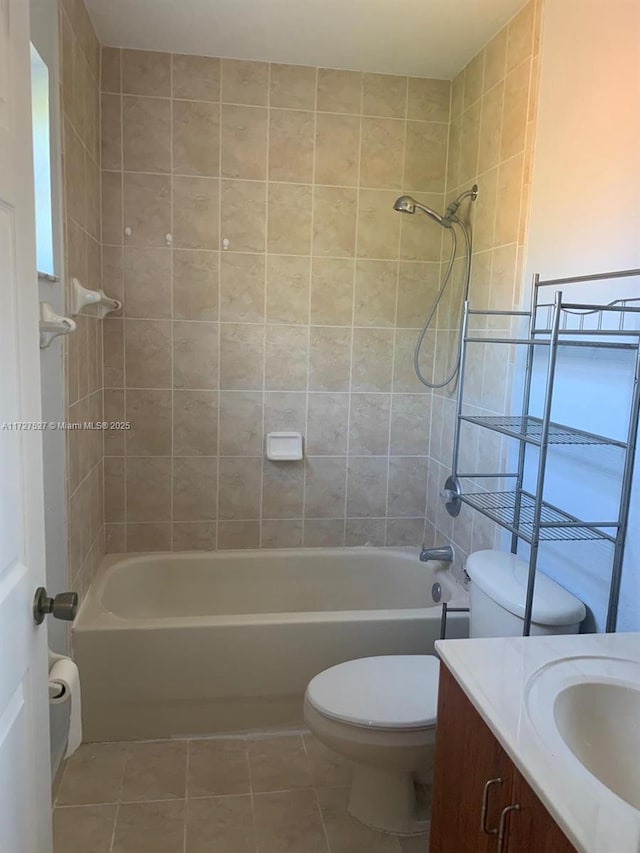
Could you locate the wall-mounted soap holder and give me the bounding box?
[71,277,122,319]
[265,432,304,461]
[40,301,76,349]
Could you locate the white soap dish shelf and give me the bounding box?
[71,277,121,318]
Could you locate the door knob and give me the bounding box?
[33,587,78,625]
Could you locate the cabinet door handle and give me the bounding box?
[497,803,520,853]
[480,777,503,835]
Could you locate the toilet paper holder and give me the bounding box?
[33,587,78,625]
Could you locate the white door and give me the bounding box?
[0,0,54,850]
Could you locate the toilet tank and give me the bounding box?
[466,550,586,638]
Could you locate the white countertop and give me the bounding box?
[436,632,640,853]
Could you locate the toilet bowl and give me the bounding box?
[304,655,439,835]
[304,550,586,835]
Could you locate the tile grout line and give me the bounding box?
[215,61,223,550]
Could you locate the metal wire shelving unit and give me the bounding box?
[444,268,640,635]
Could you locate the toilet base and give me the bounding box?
[347,764,429,836]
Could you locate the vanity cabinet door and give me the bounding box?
[429,666,515,853]
[503,770,578,853]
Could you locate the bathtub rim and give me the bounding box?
[73,546,469,631]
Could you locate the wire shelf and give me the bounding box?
[459,414,626,448]
[459,490,618,543]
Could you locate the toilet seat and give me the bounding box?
[305,655,439,731]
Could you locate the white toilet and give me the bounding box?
[303,550,586,835]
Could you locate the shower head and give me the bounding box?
[392,195,450,228]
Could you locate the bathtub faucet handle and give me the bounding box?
[419,545,454,563]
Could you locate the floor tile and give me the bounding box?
[316,786,403,853]
[248,734,313,792]
[112,800,185,853]
[253,789,328,853]
[121,740,188,802]
[185,795,255,853]
[56,743,129,806]
[187,738,250,797]
[303,734,353,787]
[53,804,117,853]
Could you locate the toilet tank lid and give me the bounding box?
[466,550,586,626]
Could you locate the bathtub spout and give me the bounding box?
[419,545,454,563]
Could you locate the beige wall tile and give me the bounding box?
[173,250,219,321]
[104,389,126,454]
[173,456,217,521]
[173,100,220,176]
[303,518,345,546]
[310,258,354,326]
[173,176,220,250]
[217,520,260,549]
[359,117,404,189]
[354,260,397,326]
[264,391,306,435]
[104,457,125,523]
[478,82,504,174]
[265,325,308,391]
[125,389,172,456]
[270,63,316,109]
[348,393,391,455]
[261,520,303,548]
[357,189,401,259]
[495,153,524,246]
[220,180,267,253]
[173,320,218,389]
[309,327,352,391]
[122,50,170,97]
[103,319,124,387]
[101,170,123,245]
[221,104,268,180]
[123,173,171,248]
[393,329,431,393]
[404,121,448,192]
[317,69,362,114]
[124,319,172,388]
[304,457,346,518]
[126,457,171,522]
[218,457,262,519]
[105,524,125,552]
[386,517,424,547]
[101,47,121,93]
[123,247,171,319]
[347,457,388,517]
[390,394,430,455]
[101,94,122,170]
[220,252,266,322]
[267,183,313,255]
[484,27,508,91]
[173,390,218,456]
[122,95,171,173]
[400,195,445,261]
[473,168,498,253]
[268,109,314,183]
[125,522,171,551]
[262,460,304,518]
[221,59,268,106]
[459,100,481,185]
[387,456,428,516]
[172,54,220,101]
[345,517,386,546]
[306,393,349,455]
[363,73,406,118]
[351,327,394,392]
[172,521,217,551]
[501,61,530,161]
[219,391,264,456]
[507,1,535,72]
[312,186,357,257]
[219,322,265,389]
[407,77,450,123]
[314,113,360,187]
[396,261,440,328]
[266,255,310,324]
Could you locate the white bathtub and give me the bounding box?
[73,548,469,741]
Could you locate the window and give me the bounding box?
[30,43,54,276]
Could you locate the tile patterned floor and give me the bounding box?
[52,732,429,853]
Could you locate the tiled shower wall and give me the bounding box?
[59,0,105,595]
[100,52,452,551]
[426,0,543,578]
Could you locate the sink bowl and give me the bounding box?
[526,655,640,810]
[554,680,640,810]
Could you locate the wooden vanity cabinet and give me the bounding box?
[429,665,578,853]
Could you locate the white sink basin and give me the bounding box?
[526,656,640,810]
